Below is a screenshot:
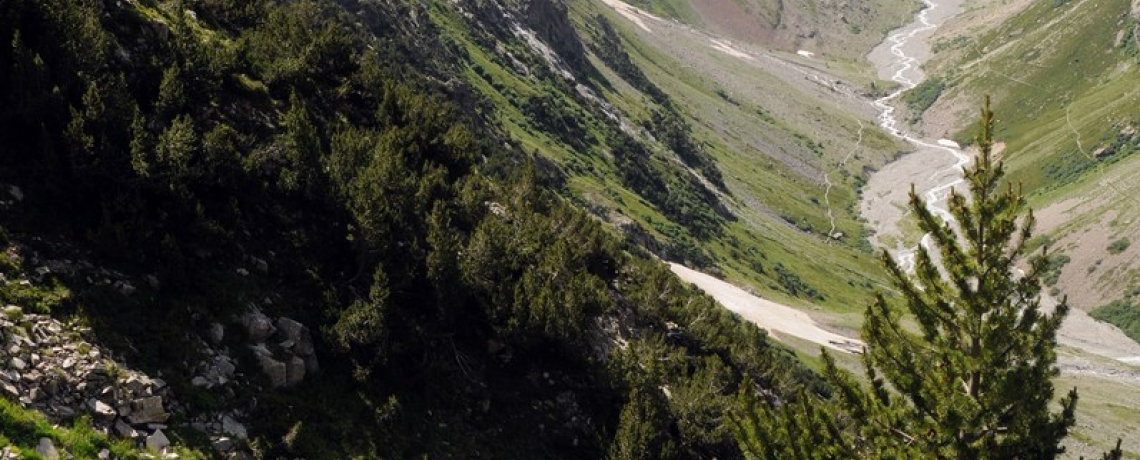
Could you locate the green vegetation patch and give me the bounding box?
[1040,252,1071,287]
[0,399,205,460]
[899,77,945,123]
[1092,298,1140,344]
[1108,237,1131,255]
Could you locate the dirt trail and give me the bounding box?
[669,264,863,353]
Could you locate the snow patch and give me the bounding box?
[710,39,755,61]
[597,0,658,33]
[669,263,863,353]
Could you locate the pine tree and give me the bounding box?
[732,98,1122,460]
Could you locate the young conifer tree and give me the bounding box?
[732,98,1123,460]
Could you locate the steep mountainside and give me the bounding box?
[0,0,925,458]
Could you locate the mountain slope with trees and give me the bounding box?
[0,0,851,458]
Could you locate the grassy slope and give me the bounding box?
[420,0,919,327]
[574,0,910,322]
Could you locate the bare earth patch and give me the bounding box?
[669,263,863,353]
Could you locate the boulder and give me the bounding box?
[36,438,59,460]
[87,399,117,420]
[9,357,26,370]
[205,356,236,384]
[221,414,248,439]
[212,436,235,453]
[146,429,171,452]
[284,355,306,387]
[129,396,169,424]
[0,382,17,398]
[114,419,139,438]
[252,349,286,388]
[275,318,305,344]
[304,354,320,375]
[240,309,275,342]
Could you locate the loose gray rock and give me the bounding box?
[36,437,59,460]
[221,414,248,439]
[129,395,169,424]
[0,382,17,398]
[87,398,117,420]
[212,436,235,453]
[254,352,286,388]
[114,419,138,438]
[241,309,275,342]
[285,355,306,387]
[146,429,171,452]
[10,357,26,370]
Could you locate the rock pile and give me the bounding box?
[238,308,318,388]
[0,305,180,456]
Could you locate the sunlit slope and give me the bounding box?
[421,0,912,319]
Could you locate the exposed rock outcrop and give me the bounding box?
[235,307,318,388]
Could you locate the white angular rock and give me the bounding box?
[87,399,117,420]
[146,429,171,452]
[36,437,59,460]
[9,357,26,370]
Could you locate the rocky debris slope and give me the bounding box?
[0,301,322,459]
[0,305,180,456]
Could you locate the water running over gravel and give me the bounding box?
[866,0,966,272]
[860,0,1140,368]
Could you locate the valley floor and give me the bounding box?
[592,0,1140,455]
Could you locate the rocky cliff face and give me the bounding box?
[522,0,588,74]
